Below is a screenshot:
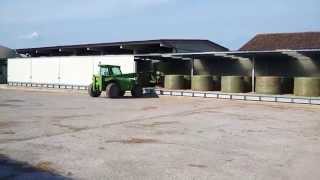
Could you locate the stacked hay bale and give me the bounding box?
[221,76,246,93]
[294,77,320,97]
[191,75,213,91]
[164,75,185,90]
[255,76,282,94]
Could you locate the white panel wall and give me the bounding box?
[59,56,94,86]
[31,57,60,84]
[8,55,135,86]
[8,58,32,82]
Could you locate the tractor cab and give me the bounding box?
[99,65,122,77]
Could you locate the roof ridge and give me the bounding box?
[255,32,320,36]
[16,39,218,50]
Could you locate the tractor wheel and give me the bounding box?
[106,83,120,98]
[119,91,126,97]
[88,84,101,97]
[131,85,143,98]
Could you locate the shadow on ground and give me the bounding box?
[110,93,159,99]
[0,154,71,180]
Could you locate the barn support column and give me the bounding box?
[190,58,194,78]
[251,57,255,93]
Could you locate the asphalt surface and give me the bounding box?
[0,88,320,180]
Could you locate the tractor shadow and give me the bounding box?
[0,154,71,180]
[117,93,159,99]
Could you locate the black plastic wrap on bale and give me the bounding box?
[294,77,320,97]
[191,75,213,91]
[164,75,185,90]
[256,76,282,95]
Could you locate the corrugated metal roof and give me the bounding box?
[16,39,228,57]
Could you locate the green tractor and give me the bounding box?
[88,64,154,98]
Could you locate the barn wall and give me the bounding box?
[155,61,190,75]
[8,55,135,86]
[255,57,320,77]
[193,58,252,76]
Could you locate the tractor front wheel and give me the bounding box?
[106,83,120,98]
[131,85,143,98]
[88,84,101,97]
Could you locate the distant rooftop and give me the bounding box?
[16,39,228,57]
[0,45,17,59]
[240,32,320,51]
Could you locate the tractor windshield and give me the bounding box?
[100,67,109,76]
[111,67,122,76]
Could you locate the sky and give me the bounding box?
[0,0,319,50]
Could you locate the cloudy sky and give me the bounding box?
[0,0,319,50]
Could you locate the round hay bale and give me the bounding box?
[256,76,282,94]
[184,75,191,89]
[294,77,320,97]
[164,75,185,90]
[212,75,221,91]
[281,77,294,94]
[221,76,245,93]
[191,75,213,91]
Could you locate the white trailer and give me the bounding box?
[7,55,135,87]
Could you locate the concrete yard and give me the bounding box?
[0,88,320,180]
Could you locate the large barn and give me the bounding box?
[7,39,227,87]
[4,32,320,99]
[135,32,320,97]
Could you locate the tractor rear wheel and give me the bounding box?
[88,84,101,97]
[131,85,143,98]
[106,83,120,98]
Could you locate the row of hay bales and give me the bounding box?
[255,76,320,96]
[164,75,320,97]
[164,75,252,92]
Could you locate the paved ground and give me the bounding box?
[0,88,320,180]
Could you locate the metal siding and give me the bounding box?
[8,58,32,83]
[31,57,60,84]
[7,55,134,86]
[59,56,94,86]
